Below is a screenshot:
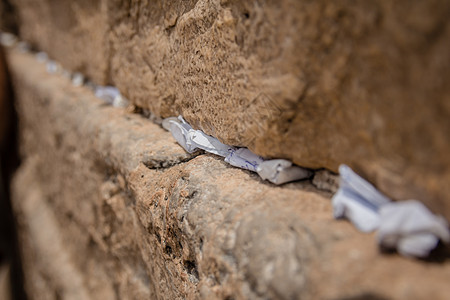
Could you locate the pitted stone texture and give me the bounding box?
[9,49,450,300]
[108,0,450,220]
[10,0,109,84]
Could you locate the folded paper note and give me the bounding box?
[35,52,48,63]
[71,72,84,87]
[225,148,264,172]
[332,165,390,232]
[162,116,311,185]
[46,60,61,74]
[94,86,129,108]
[379,200,450,257]
[0,32,17,47]
[95,86,120,104]
[163,116,235,156]
[257,159,312,185]
[333,164,450,257]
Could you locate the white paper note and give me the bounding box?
[378,200,450,257]
[332,165,390,232]
[162,116,311,185]
[95,86,120,104]
[257,159,312,185]
[333,164,450,257]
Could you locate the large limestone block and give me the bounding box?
[108,0,450,219]
[8,49,450,300]
[10,0,109,84]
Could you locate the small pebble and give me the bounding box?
[85,81,97,92]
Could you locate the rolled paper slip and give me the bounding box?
[35,52,48,63]
[333,164,450,257]
[46,61,62,74]
[95,86,120,104]
[332,164,390,232]
[225,148,264,172]
[112,95,130,108]
[71,72,84,87]
[162,117,197,153]
[189,129,233,157]
[0,32,17,47]
[162,116,311,185]
[378,200,450,257]
[257,159,312,185]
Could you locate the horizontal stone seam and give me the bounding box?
[141,151,203,171]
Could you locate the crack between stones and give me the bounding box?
[141,150,204,171]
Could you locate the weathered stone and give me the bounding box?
[8,49,450,300]
[10,0,109,84]
[312,170,339,193]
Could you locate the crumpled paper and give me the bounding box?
[0,32,17,47]
[332,164,450,257]
[38,52,128,108]
[257,159,311,185]
[162,116,311,185]
[35,52,49,63]
[379,200,450,257]
[162,116,231,155]
[46,60,62,74]
[71,72,85,87]
[332,165,390,232]
[94,86,129,108]
[225,148,264,172]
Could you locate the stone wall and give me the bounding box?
[7,49,450,300]
[8,0,450,219]
[2,0,450,299]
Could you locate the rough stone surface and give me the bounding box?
[8,49,450,300]
[10,0,109,84]
[9,0,449,220]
